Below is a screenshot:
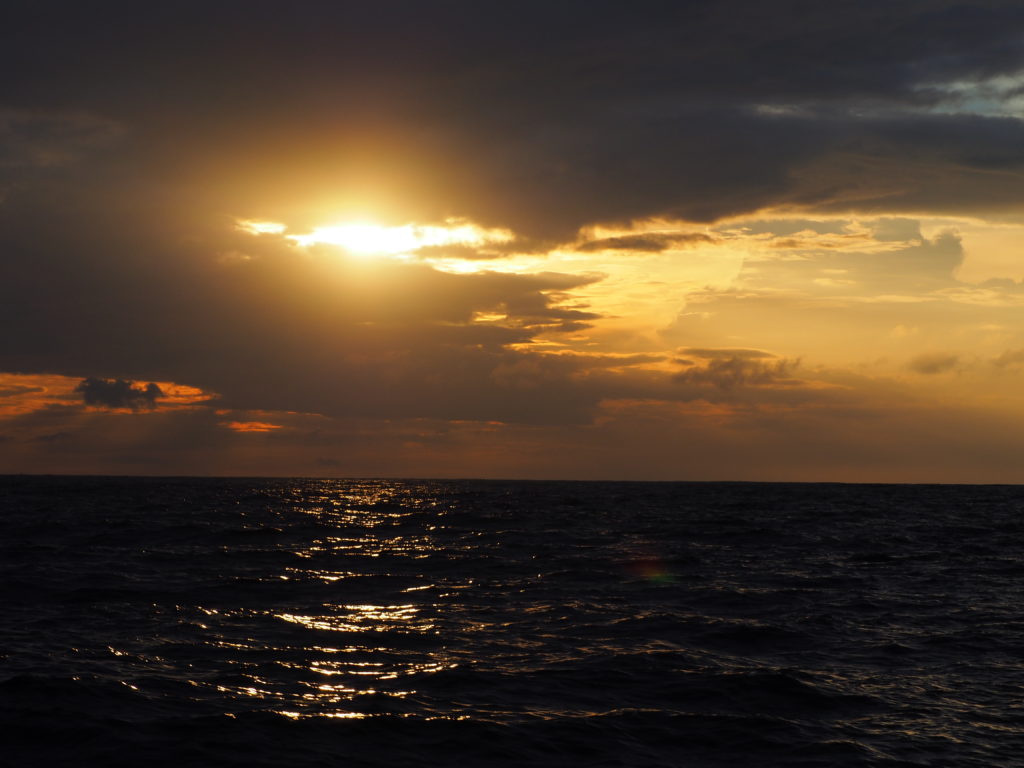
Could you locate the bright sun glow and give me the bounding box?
[290,220,513,255]
[238,217,513,257]
[236,219,287,235]
[292,223,421,254]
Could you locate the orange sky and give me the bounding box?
[4,3,1024,481]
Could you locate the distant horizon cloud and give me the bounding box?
[75,378,164,410]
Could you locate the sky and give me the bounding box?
[4,1,1024,481]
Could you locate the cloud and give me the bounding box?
[8,371,1024,483]
[75,378,164,410]
[0,384,44,398]
[735,228,964,294]
[908,353,960,375]
[674,352,801,391]
[575,233,716,253]
[412,243,505,260]
[660,211,1024,386]
[679,348,778,361]
[4,3,1024,238]
[221,420,282,433]
[993,348,1024,368]
[0,194,612,424]
[0,109,121,171]
[32,431,72,443]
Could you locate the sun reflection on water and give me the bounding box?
[276,604,435,633]
[277,710,368,720]
[177,482,468,721]
[197,483,462,720]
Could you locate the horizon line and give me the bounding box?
[2,472,1021,488]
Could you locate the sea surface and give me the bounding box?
[2,477,1023,766]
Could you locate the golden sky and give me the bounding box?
[4,2,1024,481]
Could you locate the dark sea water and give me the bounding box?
[2,477,1024,767]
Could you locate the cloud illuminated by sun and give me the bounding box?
[221,420,283,433]
[237,217,513,257]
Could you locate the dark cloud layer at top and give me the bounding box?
[4,2,1024,237]
[7,2,1023,109]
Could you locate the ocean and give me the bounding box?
[1,476,1022,766]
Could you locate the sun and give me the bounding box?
[238,216,515,259]
[288,222,421,255]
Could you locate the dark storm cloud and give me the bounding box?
[75,378,163,410]
[4,1,1024,237]
[6,1,1023,106]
